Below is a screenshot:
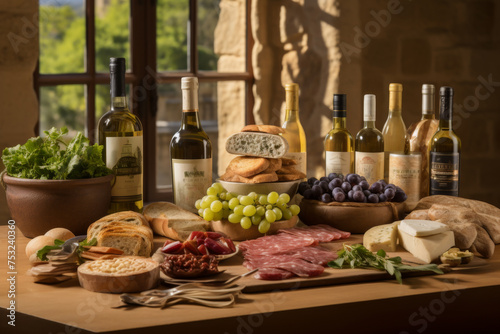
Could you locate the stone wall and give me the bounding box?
[0,1,39,221]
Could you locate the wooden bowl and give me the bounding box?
[299,199,407,234]
[217,179,301,197]
[2,174,114,238]
[210,216,299,241]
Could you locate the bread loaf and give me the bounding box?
[226,132,289,158]
[240,125,285,135]
[226,156,270,177]
[143,202,209,241]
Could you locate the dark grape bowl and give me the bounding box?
[297,173,407,233]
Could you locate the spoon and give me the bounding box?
[47,235,86,261]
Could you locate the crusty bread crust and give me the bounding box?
[227,156,270,177]
[240,124,286,135]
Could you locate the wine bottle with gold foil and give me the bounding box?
[407,84,439,197]
[324,94,354,176]
[98,57,143,214]
[170,77,213,212]
[281,83,307,175]
[382,83,408,180]
[355,94,384,185]
[429,86,461,196]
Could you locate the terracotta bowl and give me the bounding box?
[210,216,298,241]
[299,199,407,234]
[2,174,114,238]
[217,179,301,197]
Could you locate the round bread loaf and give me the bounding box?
[78,256,159,293]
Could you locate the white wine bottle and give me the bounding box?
[324,94,354,176]
[281,83,307,175]
[407,84,439,197]
[170,77,212,212]
[355,94,384,185]
[429,86,461,196]
[98,57,143,214]
[382,83,408,180]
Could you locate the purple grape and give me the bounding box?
[298,181,310,195]
[360,175,367,181]
[320,176,330,183]
[393,188,407,202]
[353,190,365,202]
[341,181,352,193]
[378,193,387,202]
[332,187,344,194]
[334,191,346,202]
[328,173,338,180]
[308,177,318,186]
[311,185,323,199]
[347,190,354,201]
[368,193,379,203]
[347,173,360,185]
[352,185,363,192]
[330,178,343,189]
[337,173,344,181]
[384,184,397,191]
[359,180,369,190]
[303,189,313,199]
[314,180,321,186]
[319,180,329,193]
[378,179,388,187]
[321,193,332,203]
[384,187,395,200]
[369,181,383,193]
[363,190,371,197]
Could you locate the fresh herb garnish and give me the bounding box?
[1,127,112,180]
[328,244,444,284]
[36,239,65,261]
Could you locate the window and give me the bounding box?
[36,0,253,202]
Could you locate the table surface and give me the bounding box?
[1,225,500,334]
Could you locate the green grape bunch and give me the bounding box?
[195,183,300,234]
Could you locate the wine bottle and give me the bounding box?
[170,77,213,212]
[355,94,384,185]
[281,83,307,175]
[407,84,439,197]
[429,86,461,196]
[98,58,143,214]
[382,83,408,180]
[324,94,354,176]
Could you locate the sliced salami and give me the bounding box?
[239,233,317,256]
[253,268,295,280]
[278,246,338,266]
[244,254,324,278]
[279,224,351,242]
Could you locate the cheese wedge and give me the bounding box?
[399,220,449,237]
[363,223,399,252]
[398,229,455,263]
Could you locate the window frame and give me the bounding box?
[34,0,254,202]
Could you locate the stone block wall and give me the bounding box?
[0,1,39,222]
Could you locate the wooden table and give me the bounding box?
[1,225,499,334]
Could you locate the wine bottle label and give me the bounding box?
[106,135,143,201]
[284,152,307,176]
[389,153,421,210]
[429,152,459,196]
[355,152,384,185]
[325,151,353,176]
[172,158,212,212]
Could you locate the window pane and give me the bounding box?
[157,0,189,72]
[39,0,85,74]
[156,82,219,188]
[201,0,247,72]
[95,0,131,73]
[40,85,86,135]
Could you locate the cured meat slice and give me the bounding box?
[279,246,337,266]
[279,224,351,242]
[244,254,324,278]
[253,268,295,280]
[239,233,317,256]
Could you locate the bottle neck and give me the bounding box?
[389,90,402,116]
[422,92,435,119]
[181,110,202,129]
[364,120,376,129]
[333,110,347,129]
[181,86,201,129]
[285,85,299,121]
[110,71,128,110]
[438,95,453,131]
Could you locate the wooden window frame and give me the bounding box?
[34,0,254,203]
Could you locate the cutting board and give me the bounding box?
[157,234,464,293]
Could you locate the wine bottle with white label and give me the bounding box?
[170,77,212,212]
[429,86,461,196]
[355,94,384,185]
[281,83,307,175]
[324,94,354,176]
[98,57,143,214]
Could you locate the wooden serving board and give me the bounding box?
[156,235,475,293]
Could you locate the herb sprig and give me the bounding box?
[328,244,444,284]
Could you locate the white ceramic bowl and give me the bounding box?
[217,179,301,197]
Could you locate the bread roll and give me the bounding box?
[44,228,75,241]
[25,235,56,259]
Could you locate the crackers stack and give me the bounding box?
[221,125,306,183]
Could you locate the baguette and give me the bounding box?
[225,132,289,158]
[143,202,209,241]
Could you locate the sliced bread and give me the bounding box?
[143,202,210,241]
[92,211,150,228]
